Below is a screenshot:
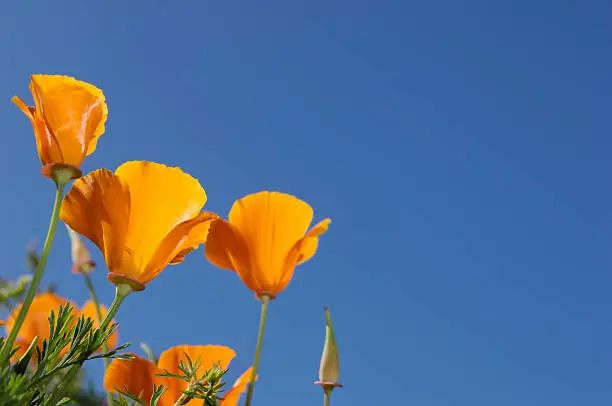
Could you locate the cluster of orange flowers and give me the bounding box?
[6,74,332,405]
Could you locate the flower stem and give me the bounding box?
[83,273,113,406]
[323,388,332,406]
[98,284,131,332]
[0,183,65,366]
[50,284,131,404]
[244,294,270,406]
[173,392,189,406]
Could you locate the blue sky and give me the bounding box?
[1,1,611,405]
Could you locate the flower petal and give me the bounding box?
[158,345,236,376]
[80,301,118,350]
[12,95,52,164]
[276,218,331,292]
[205,219,254,288]
[60,169,131,276]
[296,218,331,265]
[104,356,166,404]
[30,75,105,166]
[228,191,314,290]
[220,367,255,406]
[141,212,218,283]
[114,161,207,273]
[29,75,107,151]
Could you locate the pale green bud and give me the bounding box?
[316,307,342,391]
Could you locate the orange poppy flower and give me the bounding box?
[205,191,330,298]
[104,345,253,406]
[12,74,107,180]
[5,293,118,361]
[60,160,217,292]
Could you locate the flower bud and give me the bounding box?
[315,307,342,391]
[65,225,95,273]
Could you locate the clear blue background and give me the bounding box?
[1,1,611,405]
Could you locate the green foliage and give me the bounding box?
[0,302,130,405]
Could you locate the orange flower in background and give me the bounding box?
[205,191,330,298]
[60,161,217,291]
[5,293,118,361]
[12,74,107,179]
[80,300,119,349]
[104,345,253,406]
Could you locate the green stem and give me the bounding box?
[323,388,332,406]
[98,284,130,331]
[83,273,113,406]
[173,392,189,406]
[0,183,65,365]
[50,284,131,405]
[244,295,270,406]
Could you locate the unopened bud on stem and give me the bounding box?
[66,225,95,273]
[315,307,342,392]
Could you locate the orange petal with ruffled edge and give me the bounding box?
[80,301,118,350]
[104,356,168,404]
[220,367,256,406]
[60,168,131,275]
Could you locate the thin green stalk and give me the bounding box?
[0,183,65,365]
[50,284,131,404]
[173,392,189,406]
[83,273,113,406]
[244,294,270,406]
[323,388,332,406]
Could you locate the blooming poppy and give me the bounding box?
[104,345,253,406]
[12,74,107,179]
[5,293,118,361]
[205,191,330,298]
[60,160,217,291]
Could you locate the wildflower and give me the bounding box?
[104,345,253,406]
[4,293,117,361]
[205,191,330,299]
[12,74,107,181]
[60,160,216,292]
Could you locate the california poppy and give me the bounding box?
[12,74,107,180]
[104,345,253,406]
[4,293,118,361]
[205,191,330,298]
[60,160,216,291]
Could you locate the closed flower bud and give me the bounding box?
[66,224,95,273]
[316,307,342,391]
